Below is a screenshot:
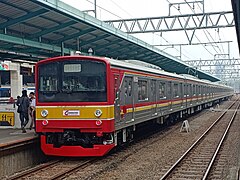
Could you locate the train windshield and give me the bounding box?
[38,59,107,102]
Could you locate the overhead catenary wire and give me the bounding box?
[191,0,225,54]
[84,0,123,19]
[216,29,226,54]
[154,33,194,60]
[108,0,133,18]
[165,0,215,56]
[85,0,193,60]
[84,0,219,60]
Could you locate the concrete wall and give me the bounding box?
[0,141,46,178]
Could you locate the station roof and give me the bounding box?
[0,0,220,81]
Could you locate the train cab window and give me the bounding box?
[173,83,179,98]
[159,82,165,99]
[38,60,107,102]
[138,80,148,101]
[39,62,58,92]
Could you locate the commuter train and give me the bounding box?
[35,55,234,157]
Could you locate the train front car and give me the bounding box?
[35,56,115,157]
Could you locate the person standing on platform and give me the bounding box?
[29,92,36,131]
[17,90,30,133]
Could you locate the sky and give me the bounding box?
[60,0,239,64]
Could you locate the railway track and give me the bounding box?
[7,158,97,180]
[6,99,238,180]
[160,99,239,179]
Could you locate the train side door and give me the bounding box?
[114,74,121,123]
[120,76,134,122]
[168,82,172,110]
[189,84,193,105]
[180,83,183,107]
[183,84,187,108]
[151,80,157,116]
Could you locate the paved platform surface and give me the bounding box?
[0,129,37,146]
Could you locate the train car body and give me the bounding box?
[35,56,234,157]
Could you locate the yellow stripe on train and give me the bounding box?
[36,98,207,120]
[36,105,114,120]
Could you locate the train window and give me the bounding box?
[184,84,187,97]
[193,84,196,96]
[173,83,178,98]
[179,83,183,97]
[128,81,132,96]
[159,82,165,99]
[198,85,201,95]
[38,60,107,102]
[123,79,132,97]
[151,80,156,95]
[138,80,148,101]
[114,74,120,97]
[124,80,128,94]
[167,82,172,97]
[190,84,193,96]
[39,62,58,92]
[187,84,190,96]
[190,84,192,96]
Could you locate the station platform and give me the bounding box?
[0,128,38,147]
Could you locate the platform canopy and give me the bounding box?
[0,0,220,81]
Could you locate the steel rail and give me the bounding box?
[50,159,97,180]
[8,158,97,180]
[160,99,238,180]
[203,102,240,180]
[8,159,63,180]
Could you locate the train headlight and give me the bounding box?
[41,109,48,117]
[94,109,102,118]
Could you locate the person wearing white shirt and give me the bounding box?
[29,92,36,131]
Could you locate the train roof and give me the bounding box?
[37,55,232,90]
[106,57,232,89]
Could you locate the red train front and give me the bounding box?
[35,56,116,156]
